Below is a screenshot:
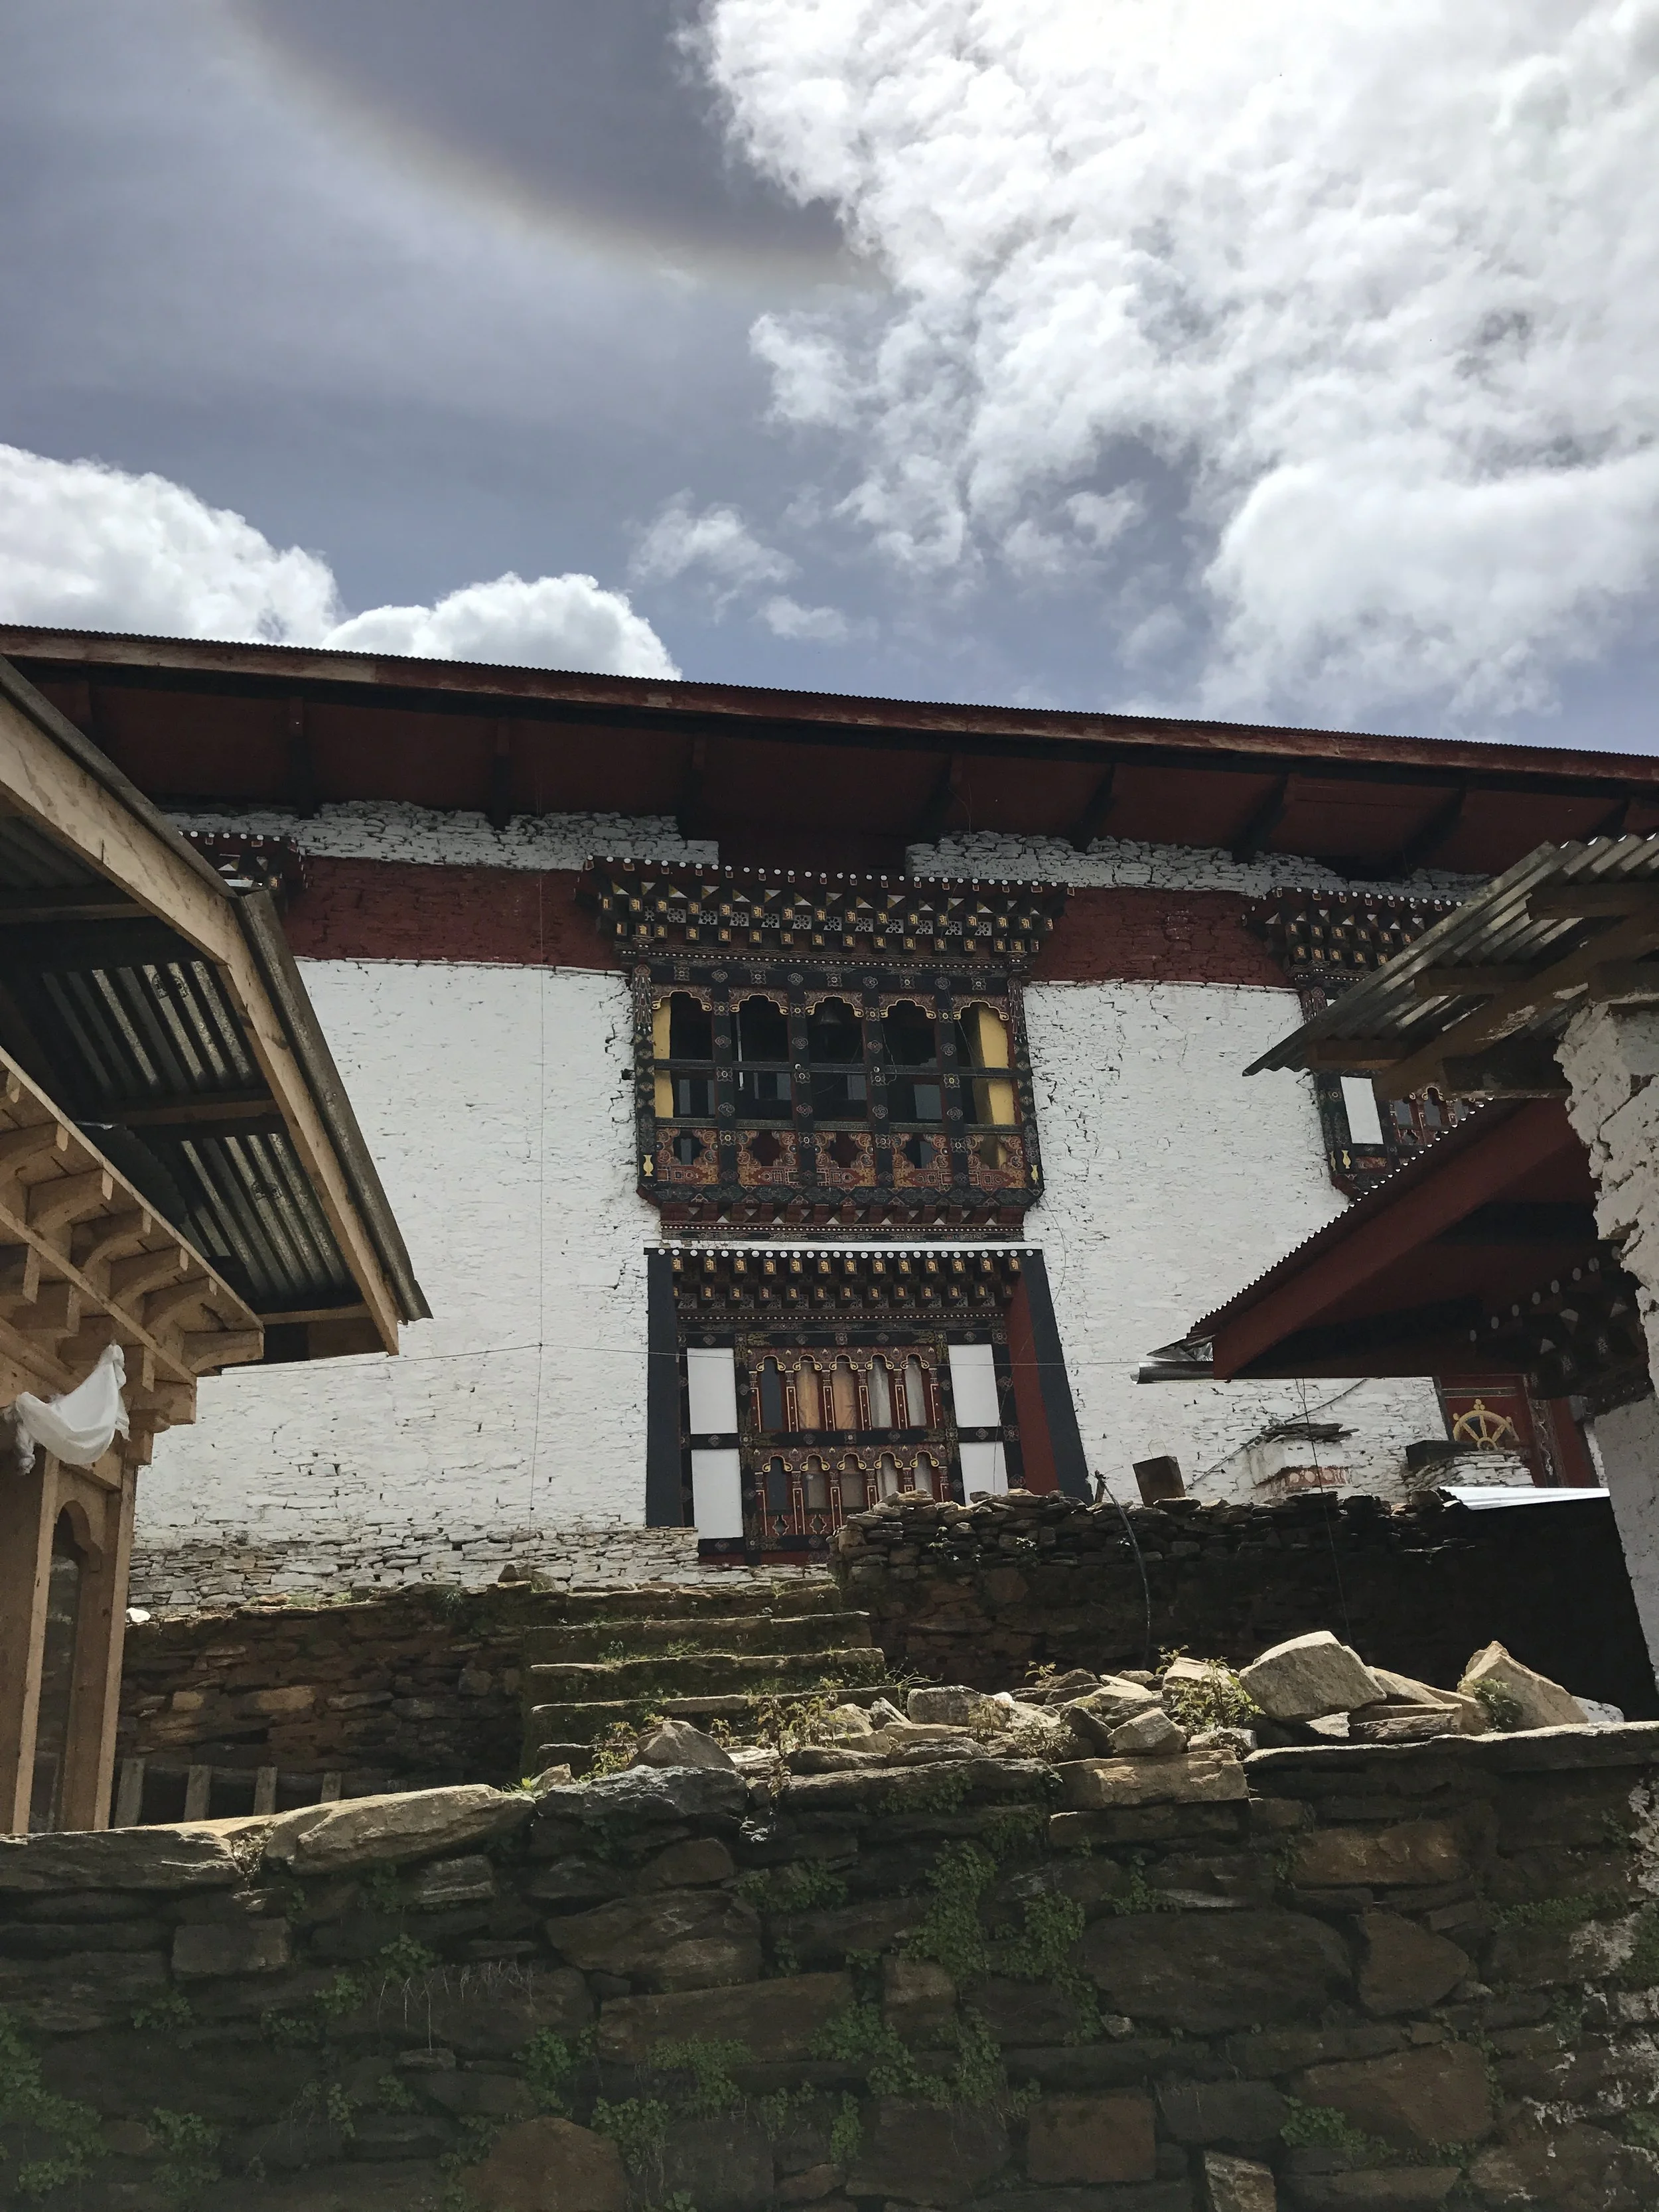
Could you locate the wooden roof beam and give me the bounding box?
[1230,774,1291,863]
[1380,784,1467,877]
[912,753,964,844]
[1068,765,1118,851]
[285,696,318,819]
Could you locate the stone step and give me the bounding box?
[534,1578,842,1625]
[524,1645,886,1703]
[521,1609,873,1664]
[522,1682,902,1759]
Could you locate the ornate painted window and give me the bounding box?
[669,1246,1029,1558]
[585,863,1060,1232]
[1251,891,1475,1197]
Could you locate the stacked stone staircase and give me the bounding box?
[520,1577,897,1773]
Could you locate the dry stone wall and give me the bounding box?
[4,1733,1659,2209]
[834,1491,1659,1724]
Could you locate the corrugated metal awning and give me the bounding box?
[1246,836,1659,1096]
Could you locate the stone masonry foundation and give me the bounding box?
[3,1730,1659,2207]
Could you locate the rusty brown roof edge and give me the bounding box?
[6,625,1659,791]
[0,654,236,903]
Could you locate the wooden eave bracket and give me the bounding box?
[0,1057,263,1392]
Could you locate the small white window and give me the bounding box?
[685,1347,739,1434]
[690,1449,744,1538]
[948,1341,1001,1429]
[959,1440,1009,1495]
[1339,1076,1385,1148]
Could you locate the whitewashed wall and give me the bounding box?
[133,968,1443,1606]
[130,814,1459,1604]
[135,960,662,1605]
[1023,979,1442,1501]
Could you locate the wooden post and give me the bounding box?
[56,1460,137,1833]
[0,1451,57,1833]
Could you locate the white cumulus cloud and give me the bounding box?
[762,594,851,640]
[700,0,1659,721]
[0,445,678,677]
[630,493,796,599]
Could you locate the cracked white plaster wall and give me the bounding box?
[139,960,659,1579]
[908,831,1483,901]
[167,800,717,870]
[1558,1000,1659,1678]
[1023,979,1443,1499]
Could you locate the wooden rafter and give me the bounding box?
[0,1054,263,1391]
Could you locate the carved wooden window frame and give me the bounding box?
[634,958,1044,1232]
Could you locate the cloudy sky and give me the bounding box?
[3,0,1656,743]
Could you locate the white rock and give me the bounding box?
[823,1703,875,1738]
[263,1785,535,1874]
[907,1686,1002,1730]
[1190,1726,1257,1755]
[631,1719,739,1773]
[1109,1708,1189,1758]
[1202,2149,1277,2212]
[1238,1631,1386,1721]
[1460,1642,1586,1732]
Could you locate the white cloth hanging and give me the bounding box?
[7,1343,129,1471]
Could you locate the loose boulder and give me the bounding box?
[1109,1708,1189,1758]
[1202,2150,1278,2212]
[906,1685,1001,1730]
[631,1718,739,1772]
[1238,1631,1386,1721]
[1460,1641,1586,1732]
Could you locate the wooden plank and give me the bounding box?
[58,1463,136,1833]
[141,1277,218,1335]
[0,889,145,923]
[182,1767,213,1822]
[75,1209,153,1274]
[253,1767,278,1815]
[0,1123,68,1177]
[1586,962,1659,1004]
[227,901,405,1349]
[1409,966,1536,998]
[1384,896,1659,1096]
[0,1458,57,1832]
[109,1093,277,1130]
[1303,1040,1409,1070]
[108,1246,188,1304]
[180,1328,265,1372]
[113,1757,145,1828]
[1528,883,1659,919]
[27,1166,114,1234]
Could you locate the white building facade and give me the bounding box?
[125,802,1468,1608]
[5,629,1644,1611]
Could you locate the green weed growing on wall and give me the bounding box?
[0,2010,104,2201]
[150,2108,222,2207]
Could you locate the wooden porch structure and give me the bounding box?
[0,657,427,1834]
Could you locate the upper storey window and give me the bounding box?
[584,862,1062,1234]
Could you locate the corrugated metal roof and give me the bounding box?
[1246,836,1659,1074]
[0,813,356,1315]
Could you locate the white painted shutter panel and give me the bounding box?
[690,1451,745,1538]
[958,1441,1009,1496]
[1339,1076,1385,1147]
[685,1347,739,1434]
[948,1342,1001,1428]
